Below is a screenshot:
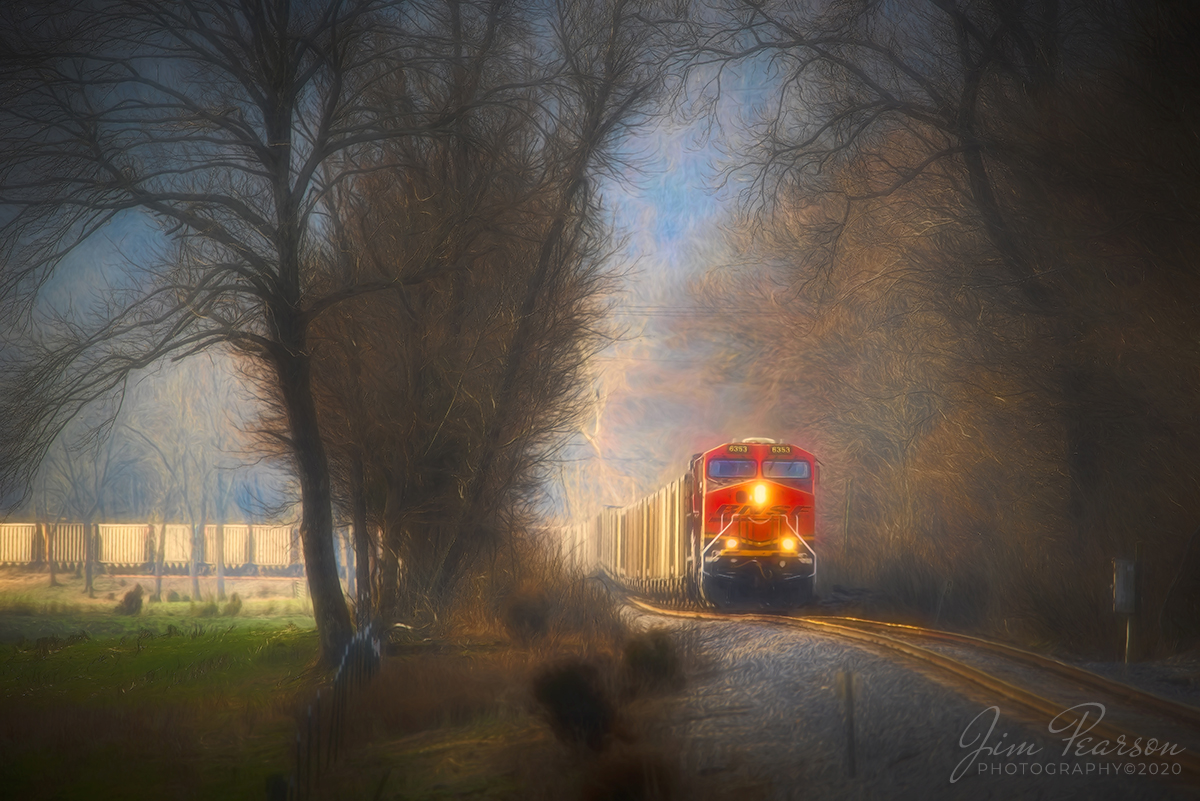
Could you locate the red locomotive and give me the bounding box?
[690,438,817,606]
[568,437,818,608]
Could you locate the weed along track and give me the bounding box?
[624,596,1200,794]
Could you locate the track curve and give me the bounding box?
[625,597,1200,788]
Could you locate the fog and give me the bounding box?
[2,0,1198,656]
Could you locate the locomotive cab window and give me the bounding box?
[707,459,757,479]
[763,460,811,479]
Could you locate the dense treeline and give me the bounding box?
[684,0,1200,654]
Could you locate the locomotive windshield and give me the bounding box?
[708,459,757,479]
[763,460,811,479]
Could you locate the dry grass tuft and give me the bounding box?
[622,628,683,696]
[114,584,143,616]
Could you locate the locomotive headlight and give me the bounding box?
[781,537,797,551]
[753,483,767,505]
[724,537,738,550]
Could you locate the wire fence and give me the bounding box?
[288,620,385,800]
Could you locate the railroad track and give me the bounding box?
[626,597,1200,787]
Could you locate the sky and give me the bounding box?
[549,66,786,520]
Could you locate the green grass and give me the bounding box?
[0,597,315,642]
[0,570,321,800]
[0,570,314,642]
[0,622,320,801]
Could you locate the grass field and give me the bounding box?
[0,568,318,800]
[0,566,693,800]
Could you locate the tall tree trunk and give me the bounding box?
[274,339,352,664]
[46,523,58,587]
[350,455,371,621]
[216,522,226,601]
[190,521,201,601]
[380,478,403,618]
[153,523,165,600]
[44,522,59,587]
[84,520,95,597]
[951,9,1048,308]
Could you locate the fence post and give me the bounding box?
[838,667,857,779]
[843,478,853,551]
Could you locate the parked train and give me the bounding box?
[565,438,818,608]
[0,522,306,575]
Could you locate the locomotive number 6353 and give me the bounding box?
[568,437,818,609]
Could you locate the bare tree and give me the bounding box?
[305,0,682,617]
[0,0,470,662]
[681,0,1200,651]
[36,414,149,596]
[430,0,683,600]
[684,0,1108,304]
[122,358,256,600]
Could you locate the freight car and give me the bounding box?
[565,438,818,608]
[0,522,302,575]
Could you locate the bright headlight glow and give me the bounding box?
[753,483,767,505]
[781,537,797,551]
[725,537,738,550]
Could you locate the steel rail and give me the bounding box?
[802,616,1200,731]
[625,597,1200,786]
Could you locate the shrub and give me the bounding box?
[221,593,242,617]
[167,590,181,603]
[623,629,682,693]
[115,584,144,616]
[502,588,550,642]
[196,600,219,617]
[533,660,614,751]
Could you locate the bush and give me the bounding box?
[115,585,144,616]
[167,590,181,603]
[533,660,614,751]
[221,593,242,617]
[502,588,550,642]
[196,600,219,617]
[623,629,682,694]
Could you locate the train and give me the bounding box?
[565,438,818,608]
[0,522,311,575]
